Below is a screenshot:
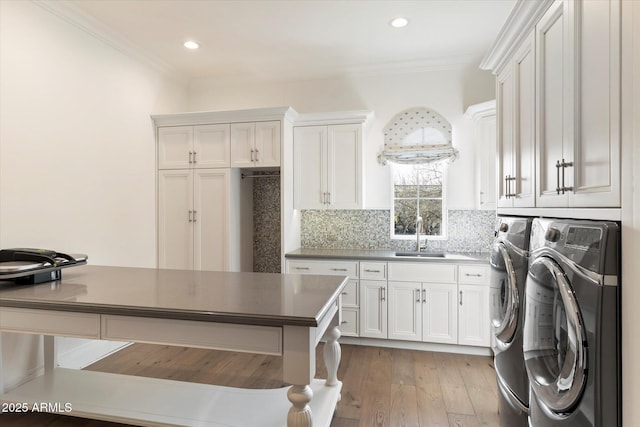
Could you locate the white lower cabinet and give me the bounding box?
[388,262,490,347]
[285,257,490,349]
[285,259,361,337]
[359,279,387,339]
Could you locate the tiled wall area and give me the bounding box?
[301,209,496,253]
[252,173,281,273]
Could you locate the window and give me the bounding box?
[393,162,445,238]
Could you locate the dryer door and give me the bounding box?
[490,242,519,348]
[523,256,588,415]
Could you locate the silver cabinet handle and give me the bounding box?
[380,287,386,301]
[415,289,421,303]
[192,210,197,223]
[556,159,574,194]
[294,267,310,270]
[192,151,197,164]
[364,269,381,273]
[465,273,482,277]
[422,289,426,303]
[331,268,348,272]
[189,151,193,164]
[327,192,332,205]
[460,290,463,306]
[255,149,260,162]
[341,320,348,325]
[250,149,255,162]
[341,291,348,296]
[188,210,193,222]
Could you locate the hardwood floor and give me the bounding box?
[0,343,500,426]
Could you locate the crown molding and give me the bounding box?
[464,100,496,120]
[294,110,374,127]
[32,0,185,84]
[151,106,298,127]
[480,0,554,74]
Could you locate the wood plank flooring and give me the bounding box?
[0,343,499,426]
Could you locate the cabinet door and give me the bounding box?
[255,121,281,167]
[194,169,229,272]
[536,0,573,207]
[194,124,230,169]
[388,281,421,342]
[158,170,193,269]
[458,284,490,347]
[422,283,457,344]
[476,112,497,210]
[513,31,536,207]
[327,124,362,209]
[158,127,192,170]
[230,122,256,168]
[293,126,327,209]
[570,0,621,207]
[496,64,515,208]
[359,280,387,339]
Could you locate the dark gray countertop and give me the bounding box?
[0,265,347,327]
[285,248,490,263]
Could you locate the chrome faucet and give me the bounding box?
[416,216,423,251]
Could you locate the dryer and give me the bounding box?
[490,216,532,427]
[523,218,620,427]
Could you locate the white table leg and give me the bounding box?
[287,384,313,427]
[44,335,57,375]
[323,326,341,386]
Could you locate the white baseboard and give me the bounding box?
[340,336,493,356]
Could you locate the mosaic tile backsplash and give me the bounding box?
[301,209,496,253]
[253,173,281,273]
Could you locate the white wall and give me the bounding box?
[0,0,187,391]
[188,66,496,210]
[0,0,187,267]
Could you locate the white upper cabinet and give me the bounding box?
[536,0,621,208]
[570,0,621,207]
[466,100,497,210]
[482,0,622,215]
[497,31,536,208]
[535,0,573,207]
[158,124,230,170]
[294,123,363,209]
[230,121,281,168]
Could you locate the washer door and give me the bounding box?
[490,242,519,347]
[523,256,588,415]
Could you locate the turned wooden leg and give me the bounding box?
[323,326,341,386]
[287,384,313,427]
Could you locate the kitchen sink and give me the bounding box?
[395,251,446,258]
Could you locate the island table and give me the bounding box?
[0,265,347,427]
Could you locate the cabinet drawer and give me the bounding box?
[458,264,490,285]
[388,262,456,283]
[340,279,359,307]
[287,259,358,278]
[360,262,387,280]
[340,308,359,337]
[0,308,100,338]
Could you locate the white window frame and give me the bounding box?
[390,162,448,241]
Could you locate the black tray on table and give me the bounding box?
[0,248,87,284]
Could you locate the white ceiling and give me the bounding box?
[63,0,515,82]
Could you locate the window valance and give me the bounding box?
[378,107,458,165]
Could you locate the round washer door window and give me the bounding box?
[523,256,588,415]
[489,242,519,347]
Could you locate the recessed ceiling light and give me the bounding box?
[184,41,199,50]
[390,17,409,28]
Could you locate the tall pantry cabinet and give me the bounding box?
[153,107,297,272]
[156,125,231,271]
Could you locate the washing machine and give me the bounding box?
[523,218,621,427]
[490,216,533,427]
